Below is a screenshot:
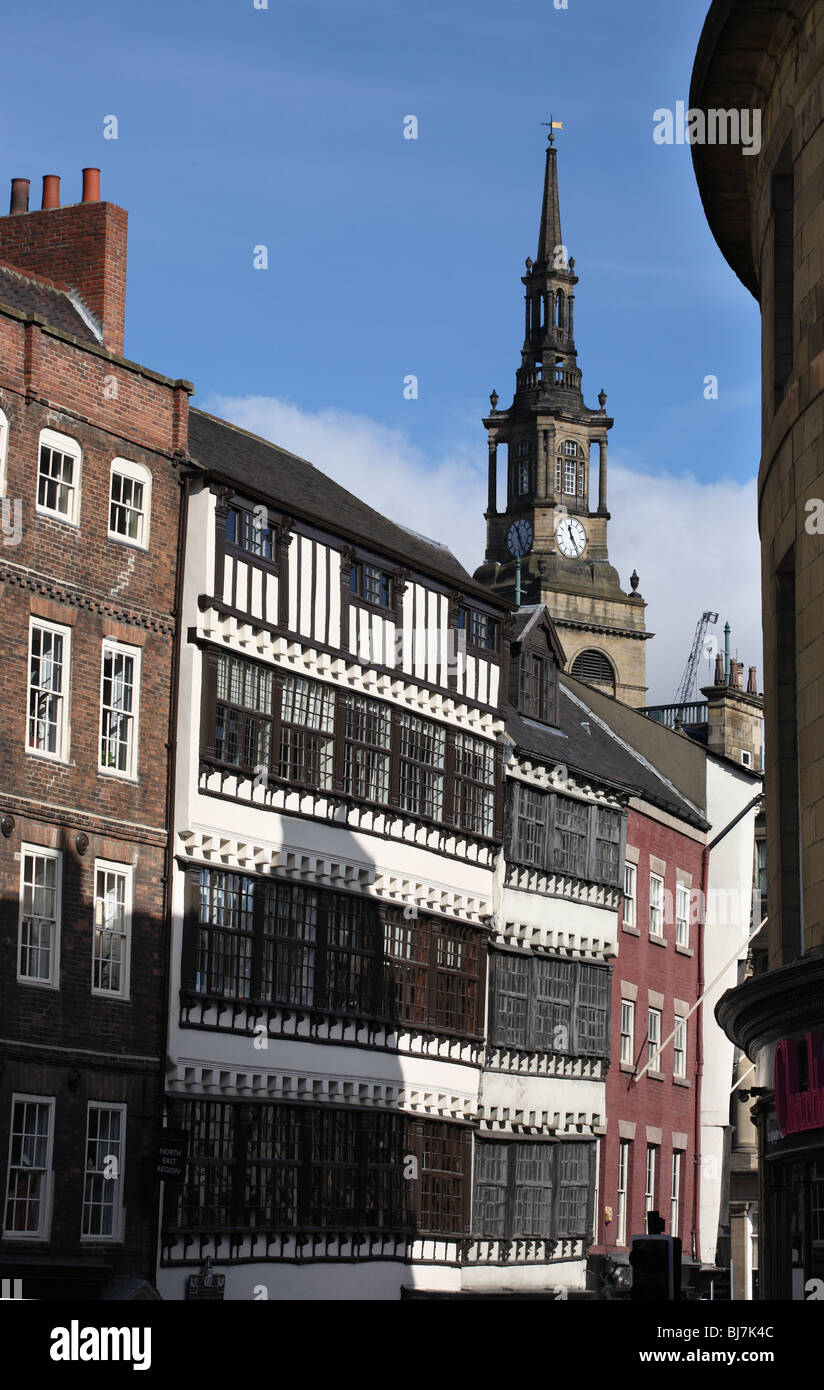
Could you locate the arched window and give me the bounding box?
[556,289,565,328]
[571,649,616,695]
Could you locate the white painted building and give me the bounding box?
[699,754,761,1268]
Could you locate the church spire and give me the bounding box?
[516,135,580,404]
[537,138,563,270]
[474,132,649,707]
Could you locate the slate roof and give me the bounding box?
[505,676,709,830]
[510,606,542,642]
[188,408,507,605]
[0,262,100,343]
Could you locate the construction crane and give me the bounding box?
[674,611,719,706]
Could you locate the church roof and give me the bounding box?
[187,408,506,606]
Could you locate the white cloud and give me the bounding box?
[607,462,761,704]
[199,393,762,704]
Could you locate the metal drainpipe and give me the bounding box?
[693,840,709,1264]
[153,463,192,1286]
[690,790,764,1270]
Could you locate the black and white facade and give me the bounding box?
[160,410,512,1298]
[158,418,634,1299]
[476,607,622,1294]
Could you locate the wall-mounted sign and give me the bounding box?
[155,1131,186,1181]
[774,1032,824,1136]
[186,1273,225,1301]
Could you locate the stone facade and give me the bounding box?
[693,0,824,1299]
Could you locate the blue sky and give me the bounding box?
[2,0,763,700]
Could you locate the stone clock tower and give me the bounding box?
[473,135,650,707]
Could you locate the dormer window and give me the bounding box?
[350,562,391,608]
[226,505,274,560]
[458,607,497,653]
[518,653,556,723]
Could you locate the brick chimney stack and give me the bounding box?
[0,168,127,355]
[702,652,764,769]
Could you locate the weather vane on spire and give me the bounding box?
[540,115,564,145]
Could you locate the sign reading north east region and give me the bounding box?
[155,1131,186,1181]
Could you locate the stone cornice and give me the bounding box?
[715,950,824,1055]
[553,616,653,641]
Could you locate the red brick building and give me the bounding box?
[0,169,188,1298]
[595,804,704,1287]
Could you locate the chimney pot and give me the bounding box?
[9,178,30,215]
[747,665,758,695]
[81,167,100,203]
[714,652,724,685]
[41,174,60,210]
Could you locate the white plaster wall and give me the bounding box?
[699,757,759,1266]
[480,1069,604,1127]
[499,881,619,957]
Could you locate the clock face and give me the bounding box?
[507,519,533,558]
[556,516,587,558]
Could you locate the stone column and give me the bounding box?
[567,292,575,341]
[487,439,498,513]
[598,437,608,511]
[545,424,556,500]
